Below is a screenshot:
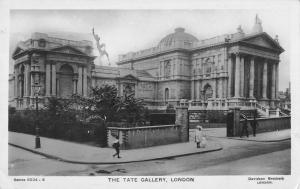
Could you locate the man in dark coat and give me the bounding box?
[112,137,121,158]
[251,110,258,137]
[240,114,249,138]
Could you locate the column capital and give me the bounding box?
[262,57,271,63]
[234,52,241,56]
[73,75,78,81]
[250,55,257,61]
[46,60,53,65]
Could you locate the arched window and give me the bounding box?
[59,64,74,97]
[203,84,213,101]
[165,88,169,103]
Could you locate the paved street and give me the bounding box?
[9,146,107,176]
[9,136,291,176]
[88,138,290,176]
[171,149,290,175]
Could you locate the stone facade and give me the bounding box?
[117,16,284,109]
[10,15,284,110]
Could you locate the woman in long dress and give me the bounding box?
[195,125,204,148]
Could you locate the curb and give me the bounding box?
[227,137,291,143]
[207,135,291,142]
[9,143,223,165]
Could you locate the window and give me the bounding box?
[38,39,46,47]
[165,88,169,103]
[206,66,211,73]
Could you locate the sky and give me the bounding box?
[10,10,291,90]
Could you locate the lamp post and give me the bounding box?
[32,82,41,149]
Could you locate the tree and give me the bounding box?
[72,85,146,125]
[120,93,146,124]
[44,97,74,120]
[72,85,123,122]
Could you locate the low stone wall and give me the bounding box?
[240,116,290,135]
[107,125,183,150]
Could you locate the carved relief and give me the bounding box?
[139,82,154,91]
[96,79,115,86]
[164,60,171,78]
[123,83,135,96]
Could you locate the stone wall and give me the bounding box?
[137,81,155,100]
[107,125,182,149]
[240,116,290,135]
[157,80,190,101]
[107,107,189,150]
[131,57,159,77]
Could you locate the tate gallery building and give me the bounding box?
[9,16,284,111]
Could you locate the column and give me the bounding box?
[56,78,59,96]
[177,59,181,76]
[249,57,255,98]
[213,79,217,98]
[262,60,268,99]
[91,76,95,88]
[219,78,224,98]
[161,61,165,79]
[195,81,200,100]
[83,67,87,97]
[14,70,18,98]
[195,81,199,100]
[45,63,51,96]
[227,55,232,97]
[26,64,31,97]
[234,53,240,98]
[240,56,244,97]
[73,79,77,94]
[275,63,279,99]
[23,65,28,96]
[191,80,195,100]
[51,63,56,96]
[30,72,34,97]
[17,75,20,97]
[78,67,83,95]
[271,63,276,99]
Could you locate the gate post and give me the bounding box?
[229,107,241,137]
[175,106,189,142]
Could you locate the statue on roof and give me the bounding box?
[92,28,111,66]
[252,14,263,33]
[237,25,244,33]
[255,14,262,24]
[275,35,279,43]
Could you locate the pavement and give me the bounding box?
[9,128,290,165]
[9,132,222,164]
[201,128,291,142]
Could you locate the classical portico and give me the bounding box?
[10,33,95,109]
[227,51,280,108]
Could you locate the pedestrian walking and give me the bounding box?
[240,114,249,138]
[251,110,258,137]
[112,137,121,158]
[195,126,206,148]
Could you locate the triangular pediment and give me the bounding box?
[121,74,138,80]
[241,33,284,52]
[51,45,87,55]
[12,47,25,56]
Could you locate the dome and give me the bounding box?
[158,27,199,48]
